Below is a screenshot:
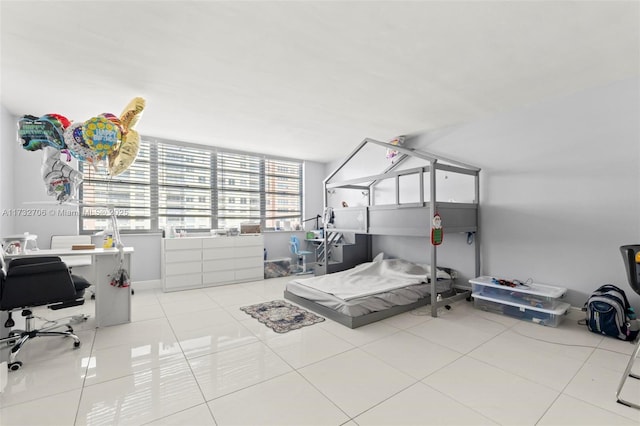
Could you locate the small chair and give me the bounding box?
[616,244,640,409]
[289,235,313,274]
[0,254,90,371]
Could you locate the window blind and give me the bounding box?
[79,138,303,232]
[79,139,152,231]
[217,152,261,229]
[157,143,212,230]
[264,158,302,228]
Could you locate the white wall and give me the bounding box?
[303,161,325,230]
[411,78,640,307]
[0,105,15,236]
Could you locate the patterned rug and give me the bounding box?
[240,300,325,333]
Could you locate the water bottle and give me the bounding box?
[102,232,114,249]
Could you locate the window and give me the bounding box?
[157,143,212,231]
[79,139,152,231]
[217,152,261,229]
[79,137,303,232]
[264,158,302,229]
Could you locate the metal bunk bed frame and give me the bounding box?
[285,137,480,325]
[330,138,480,317]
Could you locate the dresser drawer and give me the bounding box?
[203,247,236,260]
[202,238,235,249]
[203,270,235,285]
[166,250,201,263]
[164,273,202,290]
[203,259,234,272]
[233,245,264,259]
[164,238,202,250]
[235,256,264,269]
[165,261,201,276]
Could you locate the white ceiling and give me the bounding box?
[1,1,638,163]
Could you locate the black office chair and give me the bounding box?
[616,244,640,409]
[0,255,90,371]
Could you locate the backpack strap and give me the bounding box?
[597,284,632,309]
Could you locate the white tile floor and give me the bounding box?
[1,276,639,425]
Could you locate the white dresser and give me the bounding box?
[162,235,264,292]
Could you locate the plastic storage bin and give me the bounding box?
[469,276,567,310]
[472,293,570,327]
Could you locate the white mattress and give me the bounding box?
[286,259,453,317]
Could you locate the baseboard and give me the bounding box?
[132,279,162,291]
[566,305,585,321]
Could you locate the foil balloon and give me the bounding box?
[40,146,83,203]
[82,116,121,158]
[48,113,71,129]
[17,97,146,202]
[119,97,145,132]
[108,97,145,176]
[64,122,100,163]
[108,130,140,176]
[18,114,69,151]
[100,112,124,135]
[386,135,405,163]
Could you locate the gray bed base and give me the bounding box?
[284,287,472,329]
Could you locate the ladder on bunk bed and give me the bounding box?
[314,231,371,276]
[316,231,342,264]
[313,231,342,275]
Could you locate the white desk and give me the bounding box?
[5,247,134,327]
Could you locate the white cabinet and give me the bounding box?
[162,235,264,292]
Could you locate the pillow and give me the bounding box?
[417,263,452,280]
[373,252,385,262]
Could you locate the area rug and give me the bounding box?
[240,300,325,333]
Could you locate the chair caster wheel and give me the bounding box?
[8,361,22,371]
[74,341,81,348]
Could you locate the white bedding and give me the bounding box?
[290,259,450,301]
[285,259,453,317]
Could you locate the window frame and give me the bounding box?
[79,136,303,234]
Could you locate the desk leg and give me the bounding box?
[94,253,132,327]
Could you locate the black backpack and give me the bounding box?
[584,284,638,341]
